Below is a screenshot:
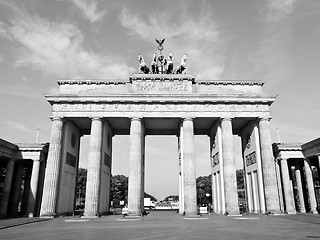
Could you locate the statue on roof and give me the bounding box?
[151,53,158,74]
[174,54,187,74]
[138,39,187,74]
[155,38,165,52]
[138,54,150,74]
[166,52,173,74]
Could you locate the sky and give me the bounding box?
[1,0,320,200]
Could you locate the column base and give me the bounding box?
[183,214,200,218]
[40,212,56,218]
[127,211,143,217]
[82,212,99,218]
[285,211,297,215]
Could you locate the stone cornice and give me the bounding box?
[45,94,276,105]
[129,74,195,82]
[57,80,128,85]
[273,143,303,151]
[195,80,264,86]
[56,78,264,86]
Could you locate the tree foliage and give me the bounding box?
[76,168,87,204]
[144,192,157,202]
[110,174,128,203]
[196,175,212,206]
[163,195,179,202]
[236,169,244,190]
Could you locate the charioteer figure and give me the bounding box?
[138,39,187,75]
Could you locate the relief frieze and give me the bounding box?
[135,81,189,92]
[53,103,269,112]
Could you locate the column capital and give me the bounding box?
[220,117,233,122]
[259,116,272,121]
[91,117,103,121]
[182,117,194,122]
[31,158,41,162]
[50,117,64,122]
[131,117,142,122]
[8,158,16,163]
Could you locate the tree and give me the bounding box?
[75,171,157,206]
[110,175,128,203]
[196,175,212,206]
[76,168,87,207]
[144,192,157,202]
[236,169,244,190]
[163,195,179,202]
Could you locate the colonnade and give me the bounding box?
[278,157,320,214]
[39,116,200,217]
[39,115,281,217]
[210,117,280,215]
[0,157,46,218]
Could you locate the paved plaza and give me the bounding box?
[1,212,320,240]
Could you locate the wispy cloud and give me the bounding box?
[4,121,34,134]
[271,119,320,143]
[67,0,107,23]
[249,0,299,89]
[0,2,134,79]
[261,0,298,23]
[119,4,225,80]
[0,82,44,100]
[0,53,4,63]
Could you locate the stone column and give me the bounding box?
[40,117,64,217]
[8,162,24,216]
[280,159,296,214]
[253,125,266,213]
[295,163,306,213]
[246,172,253,213]
[182,118,197,216]
[128,118,145,216]
[27,159,41,217]
[84,118,103,217]
[251,172,259,213]
[221,118,238,215]
[212,173,217,213]
[216,172,222,213]
[258,117,280,213]
[304,159,317,213]
[0,159,16,216]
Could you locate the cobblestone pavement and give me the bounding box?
[0,212,320,240]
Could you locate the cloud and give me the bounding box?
[119,4,225,80]
[67,0,107,23]
[0,54,4,63]
[261,0,298,23]
[270,119,320,143]
[0,2,134,79]
[249,0,299,89]
[4,121,34,134]
[0,82,44,100]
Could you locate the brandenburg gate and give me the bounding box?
[39,46,281,217]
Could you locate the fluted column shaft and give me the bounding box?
[84,118,103,217]
[182,118,197,216]
[280,159,296,214]
[27,160,41,217]
[212,173,217,213]
[221,118,239,215]
[251,172,259,213]
[258,117,280,213]
[304,159,317,213]
[9,162,24,216]
[295,163,306,212]
[128,118,145,216]
[0,159,16,216]
[40,117,64,217]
